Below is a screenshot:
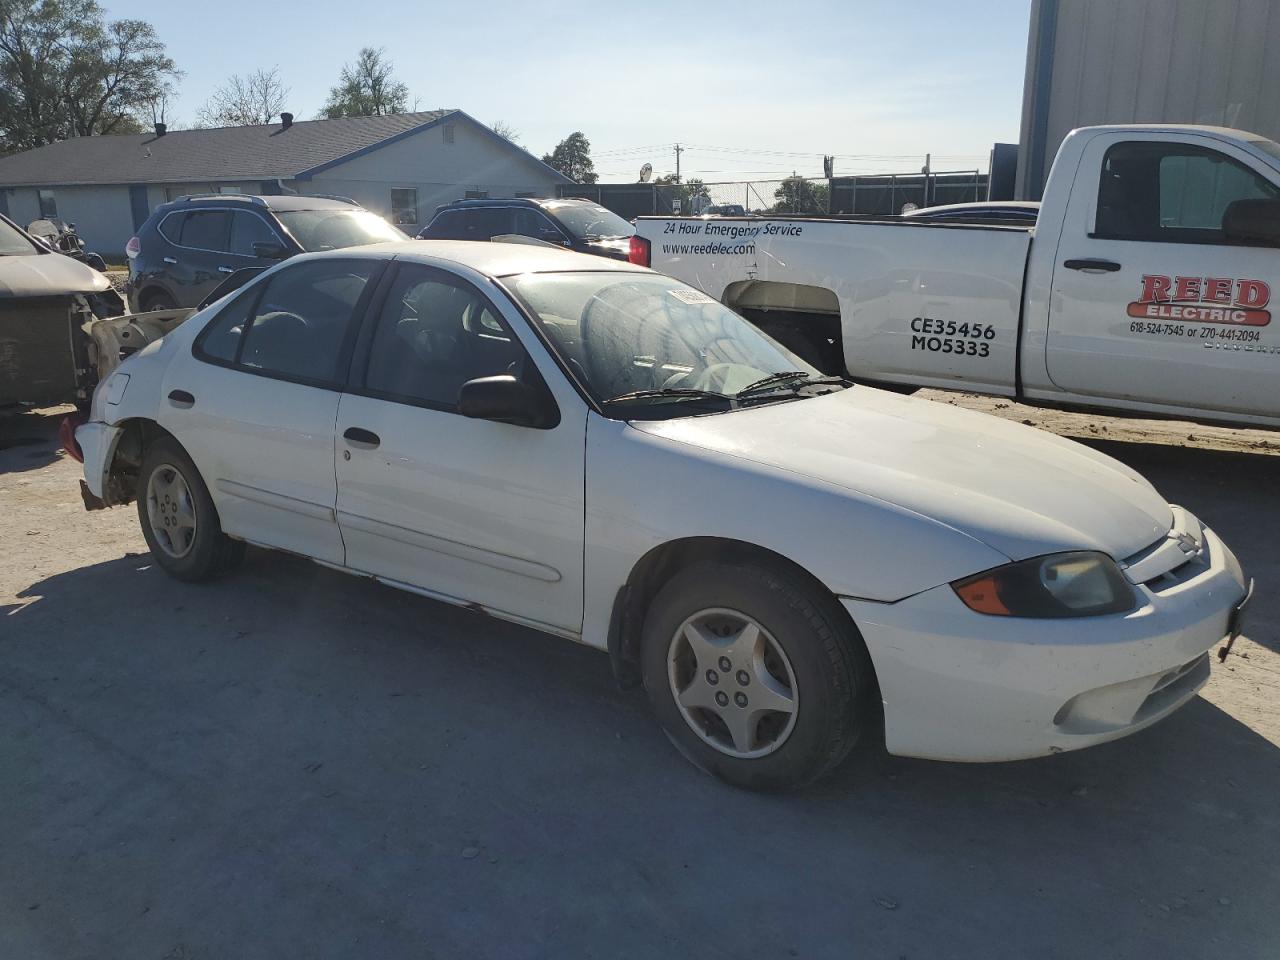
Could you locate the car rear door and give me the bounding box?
[169,208,234,306]
[333,261,587,635]
[158,257,384,564]
[1046,131,1280,417]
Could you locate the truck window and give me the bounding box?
[1095,141,1279,244]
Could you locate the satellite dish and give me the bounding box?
[639,163,653,183]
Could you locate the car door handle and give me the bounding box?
[217,265,234,274]
[167,389,195,408]
[163,256,178,265]
[343,426,380,448]
[1063,258,1121,273]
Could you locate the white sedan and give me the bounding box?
[75,241,1252,789]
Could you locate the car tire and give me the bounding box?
[141,289,178,311]
[136,437,244,581]
[640,559,873,790]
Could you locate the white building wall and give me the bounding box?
[4,184,135,257]
[301,119,563,231]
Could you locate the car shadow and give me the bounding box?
[3,549,1278,958]
[0,406,68,474]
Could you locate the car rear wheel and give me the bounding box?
[641,560,873,790]
[136,438,244,581]
[141,289,177,311]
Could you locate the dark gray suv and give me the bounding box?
[125,195,405,310]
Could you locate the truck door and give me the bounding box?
[1046,132,1280,418]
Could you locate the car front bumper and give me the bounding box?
[843,522,1248,762]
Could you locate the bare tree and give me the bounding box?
[195,66,289,127]
[490,120,520,145]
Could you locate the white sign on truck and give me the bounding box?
[634,124,1280,429]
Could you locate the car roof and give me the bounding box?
[296,239,650,278]
[907,201,1040,215]
[438,196,603,211]
[157,194,359,214]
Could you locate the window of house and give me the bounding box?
[464,190,489,199]
[363,265,525,409]
[235,260,377,385]
[1095,141,1280,243]
[515,192,538,199]
[391,188,419,225]
[38,189,57,218]
[443,124,455,144]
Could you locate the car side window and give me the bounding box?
[158,212,185,243]
[1095,141,1279,243]
[229,212,279,257]
[363,265,527,409]
[422,210,465,239]
[234,260,378,386]
[513,208,562,241]
[194,288,256,362]
[179,210,232,251]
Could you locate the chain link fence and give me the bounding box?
[559,170,988,218]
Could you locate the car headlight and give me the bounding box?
[952,551,1136,618]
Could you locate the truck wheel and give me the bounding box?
[640,560,873,790]
[136,438,244,581]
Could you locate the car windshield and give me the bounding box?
[506,271,843,418]
[275,209,405,252]
[542,202,635,239]
[0,216,41,255]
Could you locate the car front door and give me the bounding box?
[158,257,383,564]
[226,210,287,273]
[1047,133,1280,417]
[334,262,587,636]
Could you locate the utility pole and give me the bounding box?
[674,143,683,184]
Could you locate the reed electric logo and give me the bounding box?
[1128,275,1272,326]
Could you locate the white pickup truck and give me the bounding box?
[634,124,1280,429]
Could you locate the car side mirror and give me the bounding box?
[252,240,289,260]
[1223,198,1280,246]
[538,228,569,246]
[458,374,559,429]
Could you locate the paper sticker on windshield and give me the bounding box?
[667,288,716,305]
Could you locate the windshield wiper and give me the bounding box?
[735,371,812,398]
[737,371,852,402]
[602,387,734,407]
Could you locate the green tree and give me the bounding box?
[772,175,829,214]
[0,0,178,152]
[320,47,410,118]
[541,131,597,183]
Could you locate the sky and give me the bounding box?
[102,0,1032,181]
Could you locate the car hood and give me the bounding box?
[633,388,1172,563]
[0,252,112,298]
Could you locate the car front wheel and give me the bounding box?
[136,438,244,581]
[641,560,873,790]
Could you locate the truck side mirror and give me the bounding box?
[1223,198,1280,247]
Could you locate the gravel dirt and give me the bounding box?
[1,396,1277,959]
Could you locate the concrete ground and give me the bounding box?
[2,399,1277,960]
